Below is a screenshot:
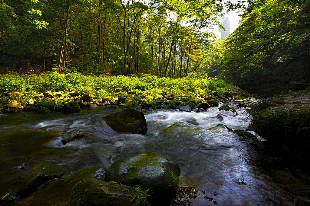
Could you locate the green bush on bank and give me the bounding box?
[0,72,240,112]
[207,0,310,95]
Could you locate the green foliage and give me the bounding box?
[0,0,229,76]
[216,0,310,95]
[0,72,239,112]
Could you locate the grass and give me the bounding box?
[0,72,241,112]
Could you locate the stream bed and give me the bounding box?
[0,104,309,205]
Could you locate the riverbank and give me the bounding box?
[250,89,310,181]
[0,72,243,113]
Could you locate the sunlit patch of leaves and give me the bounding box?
[0,72,240,112]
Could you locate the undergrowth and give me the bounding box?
[0,72,241,112]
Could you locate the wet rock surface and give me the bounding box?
[61,129,87,145]
[179,105,192,112]
[1,162,65,205]
[107,153,180,205]
[251,91,310,173]
[104,109,147,134]
[15,167,149,206]
[70,179,148,206]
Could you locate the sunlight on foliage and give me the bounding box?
[0,72,240,111]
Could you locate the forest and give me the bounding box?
[0,0,309,205]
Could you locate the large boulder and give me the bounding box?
[107,153,180,205]
[104,109,147,135]
[0,162,65,204]
[70,179,148,206]
[251,91,310,167]
[17,167,149,206]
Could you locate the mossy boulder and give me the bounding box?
[17,167,149,206]
[1,162,65,204]
[61,129,87,145]
[70,179,148,206]
[104,109,147,135]
[251,92,310,162]
[163,123,202,138]
[26,162,65,179]
[18,163,65,198]
[107,153,180,205]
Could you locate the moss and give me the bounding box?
[252,105,310,141]
[23,167,98,205]
[130,153,162,169]
[70,178,149,206]
[17,179,70,206]
[27,162,65,179]
[109,153,166,180]
[163,123,202,137]
[2,162,66,202]
[107,153,180,205]
[18,167,149,206]
[251,91,310,160]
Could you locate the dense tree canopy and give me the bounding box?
[0,0,236,76]
[211,0,310,94]
[1,0,309,95]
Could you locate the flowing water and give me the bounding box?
[0,104,309,205]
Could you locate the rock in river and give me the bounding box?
[104,109,147,135]
[70,178,148,206]
[179,105,191,112]
[16,167,149,206]
[0,162,65,204]
[61,129,87,145]
[107,153,180,205]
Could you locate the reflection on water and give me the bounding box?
[0,104,309,205]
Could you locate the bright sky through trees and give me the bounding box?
[215,0,243,39]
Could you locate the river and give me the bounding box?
[0,103,309,205]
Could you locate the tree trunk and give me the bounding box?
[59,3,70,68]
[185,44,192,75]
[134,29,140,73]
[118,0,127,74]
[172,43,177,77]
[179,50,183,78]
[164,40,173,77]
[157,29,161,76]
